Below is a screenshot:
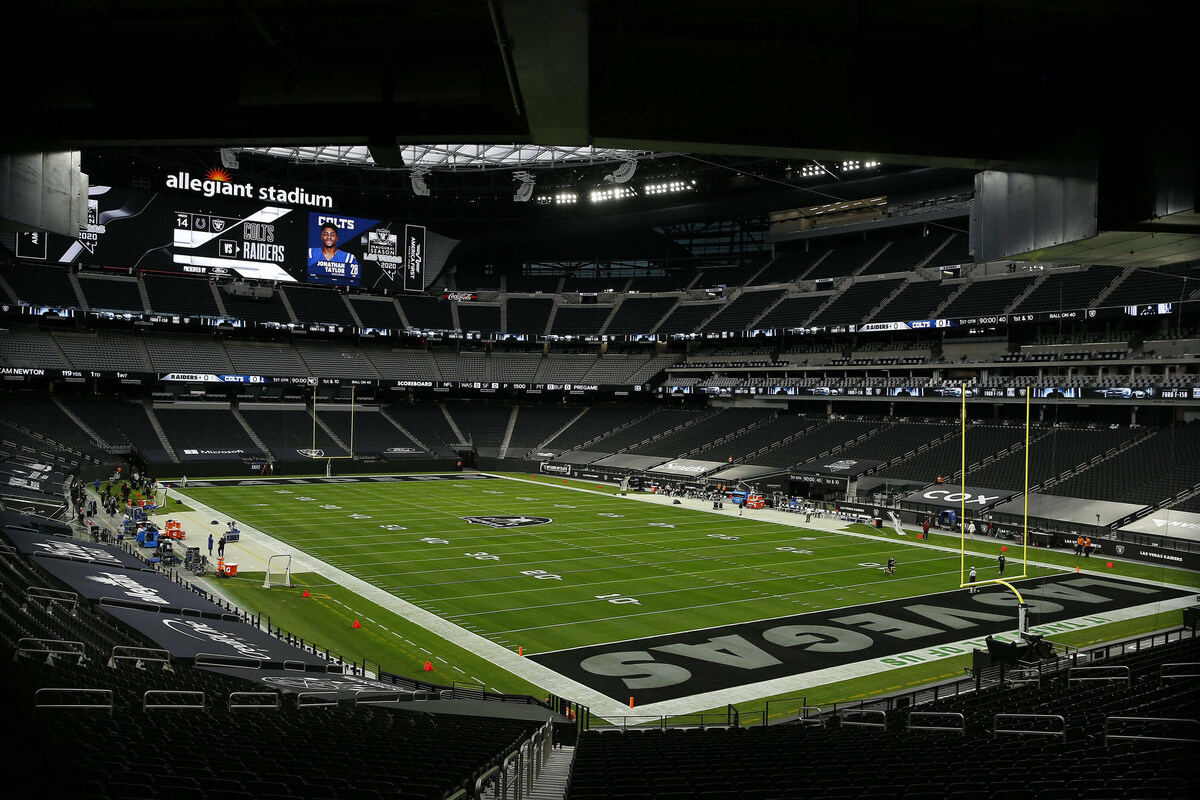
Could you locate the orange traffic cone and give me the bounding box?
[423,661,434,671]
[352,620,362,629]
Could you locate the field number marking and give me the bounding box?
[596,593,641,606]
[520,569,563,580]
[466,552,500,561]
[379,524,407,531]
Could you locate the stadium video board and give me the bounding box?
[23,182,432,292]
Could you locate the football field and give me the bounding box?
[176,473,1193,716]
[183,474,978,650]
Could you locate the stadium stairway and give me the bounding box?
[498,405,520,459]
[442,403,469,445]
[50,397,108,453]
[482,744,575,800]
[142,399,179,463]
[376,405,431,451]
[231,404,275,459]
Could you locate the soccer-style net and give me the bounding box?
[262,554,293,589]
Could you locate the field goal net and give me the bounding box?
[263,554,293,588]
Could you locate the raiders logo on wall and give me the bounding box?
[461,516,553,528]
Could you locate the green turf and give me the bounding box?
[207,571,546,696]
[181,474,1199,710]
[183,476,1064,654]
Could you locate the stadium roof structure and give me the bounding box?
[238,144,667,172]
[3,0,1195,267]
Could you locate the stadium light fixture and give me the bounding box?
[219,148,240,170]
[410,166,431,197]
[589,185,637,203]
[603,160,638,184]
[644,179,695,196]
[513,171,536,202]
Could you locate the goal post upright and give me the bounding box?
[960,383,967,584]
[1022,384,1030,573]
[960,384,1034,632]
[311,384,356,461]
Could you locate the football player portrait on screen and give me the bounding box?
[308,222,359,274]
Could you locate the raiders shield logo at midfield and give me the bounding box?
[461,516,553,528]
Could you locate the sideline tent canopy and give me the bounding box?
[990,493,1147,536]
[647,458,728,478]
[900,485,1021,513]
[1118,508,1200,545]
[104,607,332,669]
[32,555,232,618]
[6,528,150,570]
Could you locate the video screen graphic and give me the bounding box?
[306,214,377,287]
[174,206,295,283]
[25,184,443,292]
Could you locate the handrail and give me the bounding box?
[228,691,281,711]
[36,687,113,711]
[1160,662,1200,682]
[498,748,522,800]
[1104,716,1200,746]
[17,637,86,660]
[296,691,340,709]
[474,765,500,799]
[193,652,266,670]
[994,713,1067,740]
[907,711,965,734]
[839,708,887,729]
[144,690,205,712]
[1068,665,1130,683]
[353,690,410,706]
[25,586,79,607]
[797,706,826,727]
[110,645,171,666]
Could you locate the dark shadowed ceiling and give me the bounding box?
[7,1,1194,267]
